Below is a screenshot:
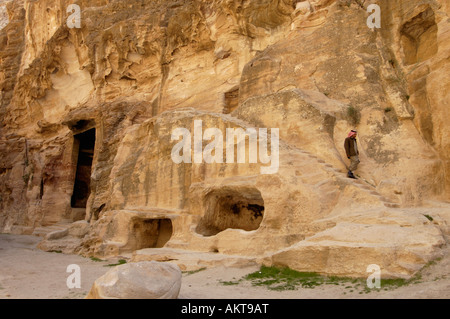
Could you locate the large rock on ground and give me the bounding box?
[86,261,182,299]
[267,209,446,279]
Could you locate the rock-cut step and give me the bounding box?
[31,221,72,238]
[265,130,402,209]
[131,247,258,272]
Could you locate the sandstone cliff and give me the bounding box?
[0,0,449,278]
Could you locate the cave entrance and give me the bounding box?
[400,6,438,65]
[130,218,173,249]
[195,187,265,237]
[71,128,95,212]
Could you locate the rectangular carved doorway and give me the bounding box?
[71,128,95,220]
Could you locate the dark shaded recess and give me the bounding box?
[223,87,240,114]
[71,128,95,208]
[130,218,173,249]
[400,6,438,65]
[196,188,265,237]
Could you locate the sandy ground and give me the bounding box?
[0,233,449,299]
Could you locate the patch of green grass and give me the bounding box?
[423,214,434,222]
[243,266,332,291]
[183,267,207,275]
[346,105,361,125]
[219,280,242,286]
[381,278,410,287]
[361,272,424,293]
[230,265,431,293]
[220,257,445,293]
[371,258,445,291]
[90,257,104,262]
[104,259,127,267]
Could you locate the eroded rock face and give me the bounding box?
[380,0,450,196]
[269,210,446,278]
[1,0,449,279]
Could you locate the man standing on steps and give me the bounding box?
[344,130,360,179]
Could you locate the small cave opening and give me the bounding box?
[128,218,173,250]
[400,6,438,65]
[71,128,95,209]
[195,188,265,237]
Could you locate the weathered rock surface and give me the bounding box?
[0,1,10,30]
[268,209,446,278]
[131,247,259,272]
[86,261,182,299]
[1,0,449,279]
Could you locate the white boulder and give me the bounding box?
[86,261,182,299]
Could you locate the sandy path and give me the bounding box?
[0,234,449,299]
[0,234,113,299]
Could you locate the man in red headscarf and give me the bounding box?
[344,130,359,179]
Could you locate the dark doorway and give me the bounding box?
[71,128,95,208]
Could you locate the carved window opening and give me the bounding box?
[196,187,264,237]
